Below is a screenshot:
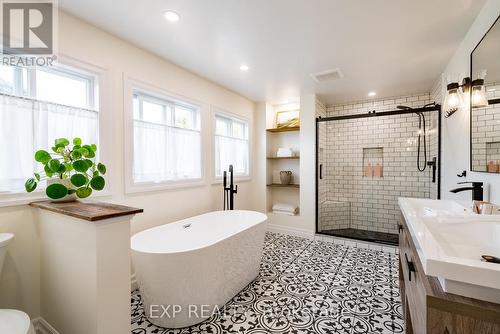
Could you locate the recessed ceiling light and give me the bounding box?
[368,91,377,97]
[240,64,249,72]
[164,11,180,22]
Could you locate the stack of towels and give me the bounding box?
[277,147,293,158]
[272,203,298,216]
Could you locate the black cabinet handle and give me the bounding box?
[398,224,403,233]
[405,253,416,281]
[319,164,323,180]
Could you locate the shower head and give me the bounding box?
[397,105,412,110]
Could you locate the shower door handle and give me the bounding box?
[319,164,323,179]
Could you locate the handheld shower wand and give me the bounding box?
[397,104,433,172]
[416,112,427,172]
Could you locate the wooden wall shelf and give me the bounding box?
[266,126,300,133]
[267,183,300,188]
[267,156,300,160]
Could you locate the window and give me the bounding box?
[214,113,249,178]
[131,91,202,185]
[0,64,99,195]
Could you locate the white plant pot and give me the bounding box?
[46,178,77,202]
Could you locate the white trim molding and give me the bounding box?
[32,317,60,334]
[265,223,314,239]
[211,106,252,183]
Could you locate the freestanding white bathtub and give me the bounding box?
[131,210,267,328]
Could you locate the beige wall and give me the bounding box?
[0,11,257,319]
[0,207,40,317]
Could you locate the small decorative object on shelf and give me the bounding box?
[25,137,107,202]
[280,171,292,185]
[276,110,300,129]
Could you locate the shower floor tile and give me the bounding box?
[321,228,399,246]
[131,232,403,334]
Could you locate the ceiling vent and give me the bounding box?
[310,68,344,83]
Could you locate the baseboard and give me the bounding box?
[266,223,315,239]
[32,317,60,334]
[131,273,138,292]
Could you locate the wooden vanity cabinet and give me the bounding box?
[398,211,500,334]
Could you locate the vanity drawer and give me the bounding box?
[399,220,427,334]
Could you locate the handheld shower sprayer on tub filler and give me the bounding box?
[223,165,238,210]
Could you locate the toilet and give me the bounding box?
[0,233,36,334]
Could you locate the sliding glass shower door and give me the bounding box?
[316,108,440,245]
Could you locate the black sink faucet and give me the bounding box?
[449,182,483,201]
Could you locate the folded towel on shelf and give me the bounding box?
[276,147,293,157]
[272,210,296,216]
[272,203,298,214]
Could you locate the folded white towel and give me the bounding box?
[272,203,298,213]
[276,147,293,157]
[272,210,296,216]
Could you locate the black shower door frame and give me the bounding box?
[315,105,442,239]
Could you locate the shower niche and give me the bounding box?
[485,142,500,173]
[362,147,383,178]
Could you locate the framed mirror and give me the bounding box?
[471,15,500,173]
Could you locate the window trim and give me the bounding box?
[35,66,97,109]
[212,108,251,183]
[0,54,112,207]
[1,62,98,110]
[124,77,206,194]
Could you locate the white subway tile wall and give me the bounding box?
[318,93,439,234]
[472,83,500,172]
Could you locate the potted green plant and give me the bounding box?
[25,137,107,202]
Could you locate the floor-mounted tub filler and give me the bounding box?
[131,210,267,328]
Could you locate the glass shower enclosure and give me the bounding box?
[316,105,441,245]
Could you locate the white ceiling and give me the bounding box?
[59,0,486,105]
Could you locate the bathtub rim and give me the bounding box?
[131,210,268,255]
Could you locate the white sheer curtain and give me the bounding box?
[133,120,201,183]
[0,94,98,193]
[214,135,249,177]
[0,95,36,192]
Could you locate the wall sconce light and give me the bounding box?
[444,78,470,118]
[471,79,488,108]
[444,76,488,118]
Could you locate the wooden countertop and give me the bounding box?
[30,200,143,222]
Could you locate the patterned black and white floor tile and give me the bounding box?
[131,232,403,334]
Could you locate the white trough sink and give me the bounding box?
[399,198,500,304]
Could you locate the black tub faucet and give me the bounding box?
[449,182,483,201]
[223,165,238,210]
